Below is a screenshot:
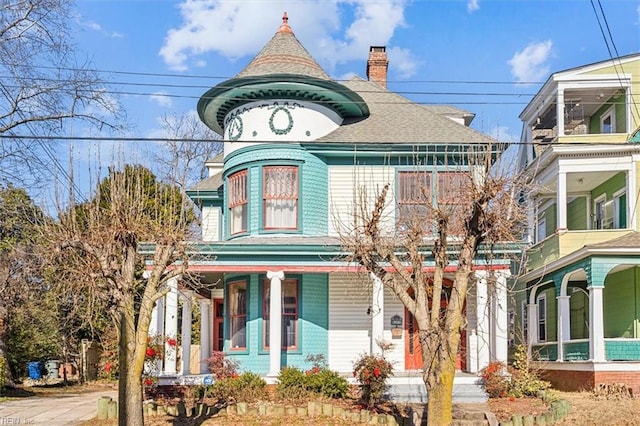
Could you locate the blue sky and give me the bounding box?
[71,0,640,158]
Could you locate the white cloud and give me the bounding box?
[149,92,173,108]
[467,0,480,13]
[508,40,553,83]
[159,0,417,77]
[388,46,421,79]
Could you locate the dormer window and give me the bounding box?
[264,166,298,230]
[229,170,248,235]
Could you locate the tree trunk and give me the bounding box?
[118,309,144,426]
[423,327,462,426]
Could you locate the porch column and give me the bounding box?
[589,286,606,362]
[199,299,212,374]
[146,272,164,373]
[557,295,571,361]
[475,271,490,371]
[370,273,385,355]
[627,164,637,229]
[164,277,179,375]
[557,87,565,136]
[180,291,193,375]
[557,171,567,230]
[267,270,284,377]
[527,303,538,354]
[492,272,509,363]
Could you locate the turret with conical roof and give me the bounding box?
[197,13,369,146]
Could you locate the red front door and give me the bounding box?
[404,282,467,371]
[213,299,224,352]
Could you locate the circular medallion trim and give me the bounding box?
[269,106,294,135]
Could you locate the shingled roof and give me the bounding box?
[314,77,497,144]
[235,13,330,81]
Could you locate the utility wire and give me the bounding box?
[2,133,640,147]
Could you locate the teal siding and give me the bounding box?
[605,340,640,361]
[225,273,329,374]
[222,145,328,238]
[533,344,558,361]
[563,341,589,360]
[300,155,328,236]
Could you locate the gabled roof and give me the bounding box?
[314,78,497,144]
[186,172,223,194]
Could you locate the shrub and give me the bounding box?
[479,346,550,399]
[276,365,350,400]
[276,366,307,399]
[353,353,393,408]
[508,345,550,398]
[206,372,267,403]
[479,361,510,398]
[205,351,239,379]
[305,368,350,399]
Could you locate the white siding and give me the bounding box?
[328,165,396,237]
[382,286,406,370]
[328,273,372,373]
[201,206,221,242]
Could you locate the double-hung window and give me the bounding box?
[263,279,299,349]
[263,166,298,230]
[436,172,470,235]
[228,280,247,350]
[537,294,546,342]
[397,171,431,229]
[228,170,248,235]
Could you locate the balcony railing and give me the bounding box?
[527,229,632,271]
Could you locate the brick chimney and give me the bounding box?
[366,46,388,89]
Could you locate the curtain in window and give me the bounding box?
[263,279,298,349]
[264,166,298,229]
[228,282,247,349]
[229,170,247,234]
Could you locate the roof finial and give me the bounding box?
[277,12,292,34]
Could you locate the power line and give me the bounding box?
[0,60,547,86]
[2,133,640,147]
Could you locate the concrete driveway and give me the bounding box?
[0,389,118,425]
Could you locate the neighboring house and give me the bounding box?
[514,53,640,392]
[148,14,512,399]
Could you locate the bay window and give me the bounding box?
[228,280,247,350]
[263,166,298,230]
[263,278,298,349]
[229,170,248,235]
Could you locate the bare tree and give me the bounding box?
[153,112,222,189]
[46,165,195,426]
[343,146,527,425]
[0,0,122,186]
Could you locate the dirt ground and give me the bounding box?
[10,382,640,425]
[78,392,640,425]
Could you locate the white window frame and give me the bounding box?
[521,300,528,344]
[537,294,547,343]
[536,216,546,243]
[613,189,626,229]
[600,106,616,134]
[593,194,609,230]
